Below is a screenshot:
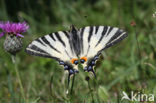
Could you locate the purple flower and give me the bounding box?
[0,21,29,38]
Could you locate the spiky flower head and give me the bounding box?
[0,21,29,55]
[0,21,29,37]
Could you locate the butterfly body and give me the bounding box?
[26,25,127,80]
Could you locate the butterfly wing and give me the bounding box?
[25,26,127,77]
[25,31,79,70]
[79,26,128,73]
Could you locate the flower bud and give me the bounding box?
[4,34,23,55]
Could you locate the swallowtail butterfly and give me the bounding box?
[26,25,127,82]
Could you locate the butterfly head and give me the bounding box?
[70,25,77,34]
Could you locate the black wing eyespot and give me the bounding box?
[80,57,87,64]
[70,58,79,65]
[74,60,78,65]
[80,59,85,63]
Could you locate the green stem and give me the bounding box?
[88,79,94,103]
[11,55,26,103]
[134,27,141,59]
[7,69,15,103]
[133,27,144,80]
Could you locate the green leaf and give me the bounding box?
[98,86,109,102]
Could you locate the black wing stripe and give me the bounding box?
[108,29,122,42]
[26,48,59,60]
[104,32,128,50]
[54,32,66,47]
[95,26,108,47]
[30,45,48,54]
[80,27,85,53]
[63,31,70,39]
[88,26,93,42]
[26,49,50,58]
[86,45,90,56]
[80,27,85,37]
[35,39,46,46]
[49,33,56,41]
[65,50,72,59]
[69,40,74,54]
[95,26,99,34]
[41,36,61,53]
[106,27,113,36]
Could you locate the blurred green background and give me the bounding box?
[0,0,156,103]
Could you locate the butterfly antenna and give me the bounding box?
[70,24,77,33]
[66,74,70,94]
[92,70,96,78]
[70,24,75,29]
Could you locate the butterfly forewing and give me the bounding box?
[79,26,127,69]
[79,26,127,56]
[26,31,77,62]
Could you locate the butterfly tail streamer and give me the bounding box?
[50,73,75,95]
[92,69,96,78]
[66,73,76,94]
[87,77,95,103]
[70,74,75,94]
[66,74,70,94]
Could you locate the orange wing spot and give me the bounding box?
[71,58,78,64]
[81,57,87,61]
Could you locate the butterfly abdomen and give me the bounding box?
[70,25,83,56]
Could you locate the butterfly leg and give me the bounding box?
[67,69,74,87]
[59,61,79,93]
[67,69,78,84]
[63,64,78,92]
[61,62,78,83]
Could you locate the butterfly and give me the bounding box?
[25,25,128,83]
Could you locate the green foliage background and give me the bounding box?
[0,0,156,103]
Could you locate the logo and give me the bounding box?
[121,91,154,102]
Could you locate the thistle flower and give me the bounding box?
[0,21,29,37]
[0,21,29,55]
